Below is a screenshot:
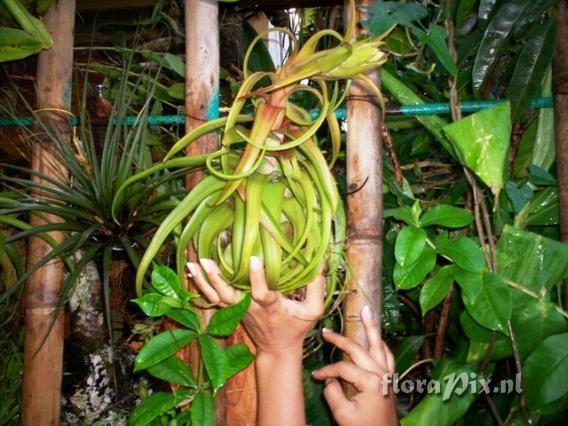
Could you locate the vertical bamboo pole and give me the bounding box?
[554,0,568,311]
[343,0,383,352]
[184,1,256,424]
[21,1,76,425]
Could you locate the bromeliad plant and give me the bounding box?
[117,0,389,299]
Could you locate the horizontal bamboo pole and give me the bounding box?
[0,97,554,128]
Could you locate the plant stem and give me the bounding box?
[381,123,403,186]
[507,321,531,426]
[433,284,453,359]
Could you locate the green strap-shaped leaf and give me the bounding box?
[507,19,556,123]
[442,102,511,196]
[472,0,532,94]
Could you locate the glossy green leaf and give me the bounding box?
[395,335,425,374]
[443,102,511,196]
[199,334,228,392]
[436,237,485,272]
[512,0,556,40]
[496,225,568,294]
[420,205,473,228]
[420,265,454,315]
[524,334,568,410]
[460,311,511,362]
[147,355,196,388]
[207,294,251,337]
[505,181,533,213]
[394,246,436,290]
[225,343,255,379]
[401,360,479,426]
[514,188,559,228]
[455,270,511,334]
[384,206,418,226]
[134,329,196,372]
[131,293,174,317]
[507,19,556,123]
[151,265,186,301]
[478,0,498,20]
[414,24,458,76]
[395,225,426,267]
[528,164,557,186]
[128,390,191,426]
[167,308,201,332]
[532,68,555,171]
[191,391,215,426]
[472,0,532,93]
[366,1,428,35]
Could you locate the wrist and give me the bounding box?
[255,345,304,364]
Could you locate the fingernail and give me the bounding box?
[250,256,262,271]
[200,258,213,273]
[325,378,332,385]
[311,370,318,376]
[187,262,198,277]
[322,327,333,334]
[362,305,372,320]
[186,262,193,278]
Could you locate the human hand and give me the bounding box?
[187,256,325,355]
[312,306,397,426]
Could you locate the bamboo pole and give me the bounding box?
[343,0,383,358]
[184,1,257,424]
[21,1,76,425]
[554,0,568,311]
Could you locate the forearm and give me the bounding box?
[255,346,305,426]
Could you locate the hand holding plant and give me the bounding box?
[189,256,325,354]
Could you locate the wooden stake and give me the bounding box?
[21,1,76,425]
[343,0,383,364]
[184,1,256,423]
[554,0,568,311]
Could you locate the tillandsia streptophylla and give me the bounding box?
[113,0,390,303]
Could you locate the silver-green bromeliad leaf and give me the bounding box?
[442,102,511,196]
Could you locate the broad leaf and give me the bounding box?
[128,390,191,426]
[0,27,44,62]
[505,181,533,213]
[131,293,174,317]
[134,329,196,371]
[442,102,511,196]
[395,225,426,267]
[528,164,557,186]
[191,391,215,426]
[147,355,196,388]
[514,188,559,228]
[167,308,201,332]
[524,334,568,410]
[436,237,485,273]
[420,265,454,315]
[472,0,532,93]
[507,20,556,123]
[394,246,436,290]
[401,360,479,426]
[384,206,418,226]
[207,294,251,337]
[366,1,428,35]
[199,334,228,392]
[395,335,425,374]
[478,0,498,20]
[420,205,473,228]
[225,343,255,378]
[496,225,568,294]
[151,265,186,301]
[413,24,458,76]
[455,270,511,334]
[460,311,511,363]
